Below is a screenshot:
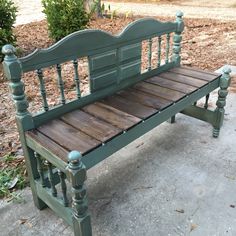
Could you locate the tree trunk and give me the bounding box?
[84,0,102,17]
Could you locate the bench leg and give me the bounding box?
[213,68,231,138]
[21,143,47,210]
[170,115,176,124]
[67,151,92,236]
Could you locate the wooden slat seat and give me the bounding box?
[25,66,220,160]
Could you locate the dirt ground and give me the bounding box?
[109,0,236,8]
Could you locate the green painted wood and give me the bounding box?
[46,161,57,197]
[172,11,184,66]
[67,151,92,236]
[89,50,117,72]
[73,60,81,98]
[37,69,49,111]
[56,64,66,105]
[120,43,141,62]
[148,38,152,71]
[19,18,177,72]
[120,59,141,81]
[181,105,216,125]
[80,77,220,169]
[165,33,170,64]
[35,152,46,187]
[2,45,34,131]
[204,94,210,109]
[58,170,69,207]
[157,36,162,67]
[89,43,141,92]
[2,45,47,209]
[90,69,118,91]
[35,181,73,226]
[213,67,231,137]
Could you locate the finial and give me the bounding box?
[223,66,231,74]
[176,11,184,18]
[2,44,16,56]
[68,151,82,169]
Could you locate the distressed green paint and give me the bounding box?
[56,64,66,105]
[148,38,152,71]
[181,105,216,124]
[19,18,177,72]
[204,94,210,109]
[37,69,49,111]
[35,152,46,187]
[73,60,81,98]
[213,67,231,137]
[157,36,162,67]
[89,43,141,92]
[58,170,69,207]
[165,33,170,64]
[172,11,184,66]
[120,43,141,62]
[2,45,47,209]
[67,151,92,236]
[35,181,73,225]
[46,161,57,197]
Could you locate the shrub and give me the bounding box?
[42,0,90,41]
[0,0,17,61]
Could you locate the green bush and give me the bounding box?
[42,0,90,41]
[0,0,17,61]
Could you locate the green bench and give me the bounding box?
[2,12,231,236]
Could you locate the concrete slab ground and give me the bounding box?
[1,92,236,236]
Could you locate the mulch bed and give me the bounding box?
[0,15,236,166]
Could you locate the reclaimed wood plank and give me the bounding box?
[61,110,121,142]
[82,102,141,130]
[101,94,157,119]
[170,67,217,81]
[134,81,186,101]
[146,76,196,93]
[38,119,100,154]
[159,71,207,87]
[117,88,172,109]
[26,130,68,162]
[181,66,220,76]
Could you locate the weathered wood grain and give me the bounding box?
[38,119,100,154]
[146,76,196,93]
[101,94,157,119]
[82,102,141,130]
[134,81,186,101]
[61,110,121,142]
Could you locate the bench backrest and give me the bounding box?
[2,12,184,130]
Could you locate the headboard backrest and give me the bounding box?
[2,12,184,130]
